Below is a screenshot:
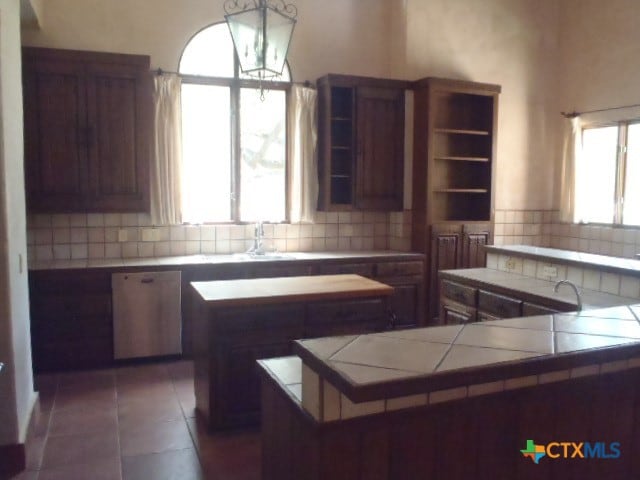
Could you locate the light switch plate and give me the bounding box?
[543,266,557,278]
[505,257,516,270]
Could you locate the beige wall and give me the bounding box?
[396,0,562,211]
[21,0,394,81]
[559,0,640,114]
[0,0,36,446]
[22,0,564,213]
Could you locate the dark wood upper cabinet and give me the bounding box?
[355,86,404,211]
[23,47,152,213]
[317,74,408,211]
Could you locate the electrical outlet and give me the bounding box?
[118,229,128,242]
[543,266,557,278]
[505,257,516,270]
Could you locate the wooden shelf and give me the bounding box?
[434,188,488,194]
[434,156,490,163]
[434,128,490,136]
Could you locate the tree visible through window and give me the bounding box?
[179,23,290,223]
[578,122,640,226]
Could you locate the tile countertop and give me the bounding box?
[485,244,640,277]
[440,268,637,310]
[293,305,640,404]
[28,251,423,271]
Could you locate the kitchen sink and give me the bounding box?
[232,252,296,261]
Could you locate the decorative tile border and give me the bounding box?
[291,355,640,422]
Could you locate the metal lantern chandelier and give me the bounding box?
[224,0,297,80]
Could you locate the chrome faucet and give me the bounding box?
[249,221,266,255]
[554,280,582,311]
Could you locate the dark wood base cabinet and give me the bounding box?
[261,367,640,479]
[193,296,389,430]
[29,270,113,372]
[28,254,425,373]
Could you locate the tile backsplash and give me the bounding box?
[27,208,640,262]
[27,211,399,262]
[494,209,640,261]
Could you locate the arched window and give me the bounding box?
[179,23,290,223]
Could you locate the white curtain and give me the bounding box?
[558,116,582,223]
[288,85,318,223]
[150,74,183,225]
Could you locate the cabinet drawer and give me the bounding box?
[440,299,476,325]
[30,270,111,294]
[31,293,112,319]
[522,302,558,316]
[305,299,386,336]
[376,261,423,278]
[440,280,477,307]
[214,305,305,334]
[478,290,522,318]
[250,264,313,278]
[317,263,374,278]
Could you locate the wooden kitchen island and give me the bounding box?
[190,274,394,430]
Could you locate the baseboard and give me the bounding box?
[0,391,39,479]
[0,443,26,479]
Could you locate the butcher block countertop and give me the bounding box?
[190,274,394,308]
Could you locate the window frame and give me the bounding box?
[580,119,640,227]
[178,22,293,224]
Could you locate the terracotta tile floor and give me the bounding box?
[15,361,261,480]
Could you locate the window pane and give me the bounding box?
[179,24,234,77]
[181,84,231,223]
[239,88,286,222]
[624,123,640,226]
[579,126,618,223]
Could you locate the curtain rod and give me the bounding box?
[152,68,314,88]
[561,102,640,118]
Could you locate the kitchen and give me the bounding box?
[2,0,640,479]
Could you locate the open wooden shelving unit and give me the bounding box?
[411,77,501,323]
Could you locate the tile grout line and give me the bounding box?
[432,324,468,373]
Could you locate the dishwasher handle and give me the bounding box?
[140,277,154,284]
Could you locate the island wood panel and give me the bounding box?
[261,367,640,480]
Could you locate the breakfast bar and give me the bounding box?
[259,305,640,479]
[190,274,394,430]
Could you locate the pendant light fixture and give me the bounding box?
[224,0,297,81]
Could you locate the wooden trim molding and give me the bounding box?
[0,443,26,478]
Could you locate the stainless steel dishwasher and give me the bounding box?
[112,271,182,359]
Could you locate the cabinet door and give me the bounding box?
[387,283,419,328]
[22,47,151,213]
[86,62,151,211]
[222,341,292,426]
[462,225,490,268]
[355,86,404,211]
[429,230,461,322]
[23,56,89,212]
